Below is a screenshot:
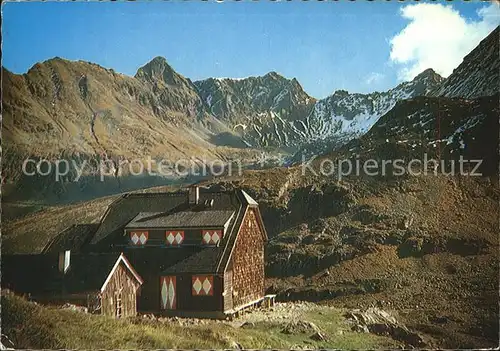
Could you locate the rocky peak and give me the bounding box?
[132,56,203,117]
[194,71,314,115]
[332,89,350,97]
[413,68,444,84]
[193,72,316,148]
[263,71,285,81]
[135,56,185,86]
[264,71,279,77]
[395,68,444,97]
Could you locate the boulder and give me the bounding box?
[60,303,88,313]
[344,308,426,347]
[281,320,321,335]
[310,331,328,341]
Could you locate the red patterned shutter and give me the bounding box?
[165,230,185,246]
[130,231,149,246]
[201,230,223,245]
[160,276,176,310]
[192,275,214,296]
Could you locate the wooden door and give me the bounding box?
[115,290,123,318]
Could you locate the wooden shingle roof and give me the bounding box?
[91,192,188,245]
[163,247,220,274]
[43,224,99,253]
[125,210,235,229]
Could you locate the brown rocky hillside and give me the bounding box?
[3,167,498,348]
[204,168,499,349]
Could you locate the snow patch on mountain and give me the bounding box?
[294,69,445,156]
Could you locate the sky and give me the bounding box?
[2,0,499,99]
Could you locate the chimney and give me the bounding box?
[189,186,200,205]
[58,250,71,274]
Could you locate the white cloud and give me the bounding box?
[364,72,384,85]
[390,2,500,81]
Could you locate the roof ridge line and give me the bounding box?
[215,189,246,272]
[124,191,186,198]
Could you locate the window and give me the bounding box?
[129,231,148,246]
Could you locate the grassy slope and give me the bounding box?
[1,294,394,349]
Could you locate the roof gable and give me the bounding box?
[241,190,259,206]
[101,253,143,292]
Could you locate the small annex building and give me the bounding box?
[1,252,143,318]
